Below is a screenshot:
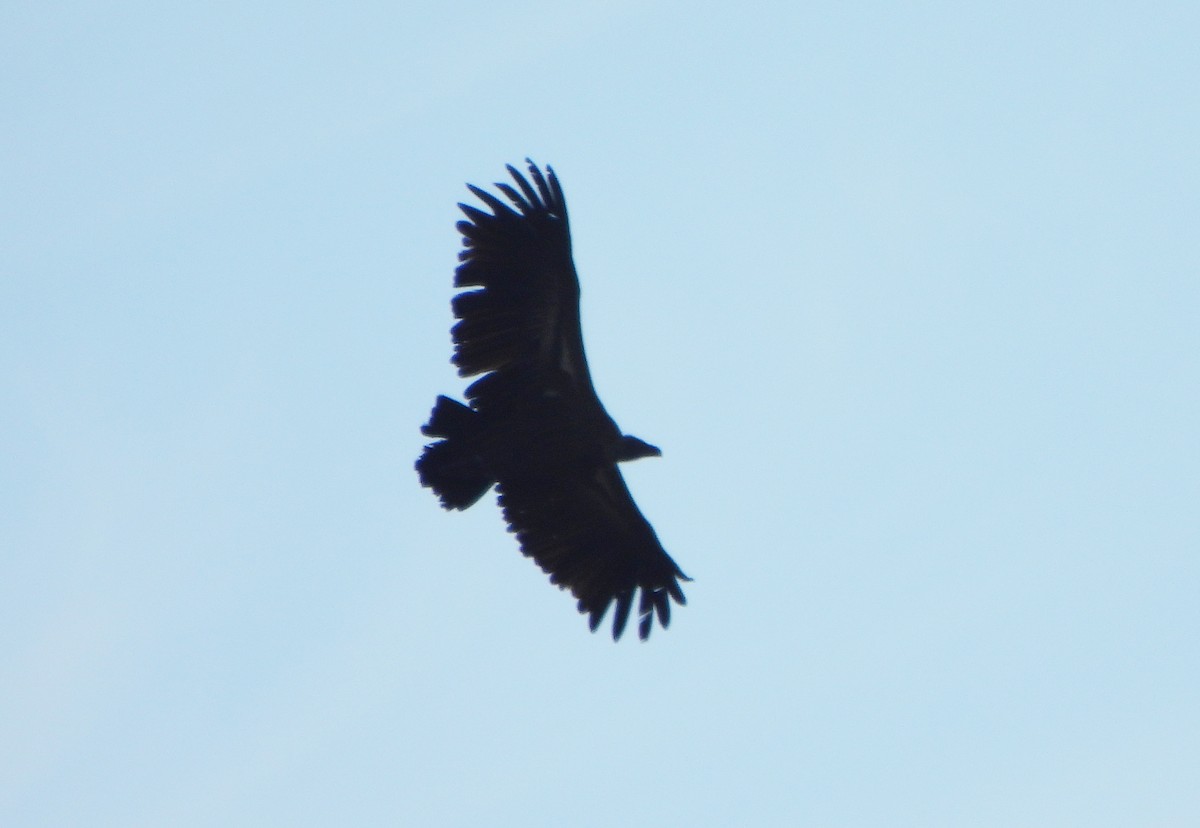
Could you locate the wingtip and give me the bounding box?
[610,591,633,640]
[637,611,653,641]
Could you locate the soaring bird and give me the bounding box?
[416,160,689,640]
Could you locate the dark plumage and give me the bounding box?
[416,160,689,640]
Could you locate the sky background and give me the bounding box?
[3,1,1198,825]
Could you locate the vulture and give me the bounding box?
[416,160,689,640]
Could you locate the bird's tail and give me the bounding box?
[416,396,494,510]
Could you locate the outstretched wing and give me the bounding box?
[450,160,600,412]
[497,466,690,641]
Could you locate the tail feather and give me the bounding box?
[416,396,494,510]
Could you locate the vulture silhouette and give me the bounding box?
[416,160,689,640]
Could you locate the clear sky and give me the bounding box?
[3,2,1198,825]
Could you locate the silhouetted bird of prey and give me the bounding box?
[416,160,689,640]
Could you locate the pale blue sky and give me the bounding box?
[3,2,1198,825]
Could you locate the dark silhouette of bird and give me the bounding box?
[416,160,689,640]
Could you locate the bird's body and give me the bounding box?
[416,160,689,640]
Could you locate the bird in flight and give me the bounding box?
[416,160,690,640]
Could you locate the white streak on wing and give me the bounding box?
[558,341,574,376]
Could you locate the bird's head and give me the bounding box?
[612,434,662,463]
